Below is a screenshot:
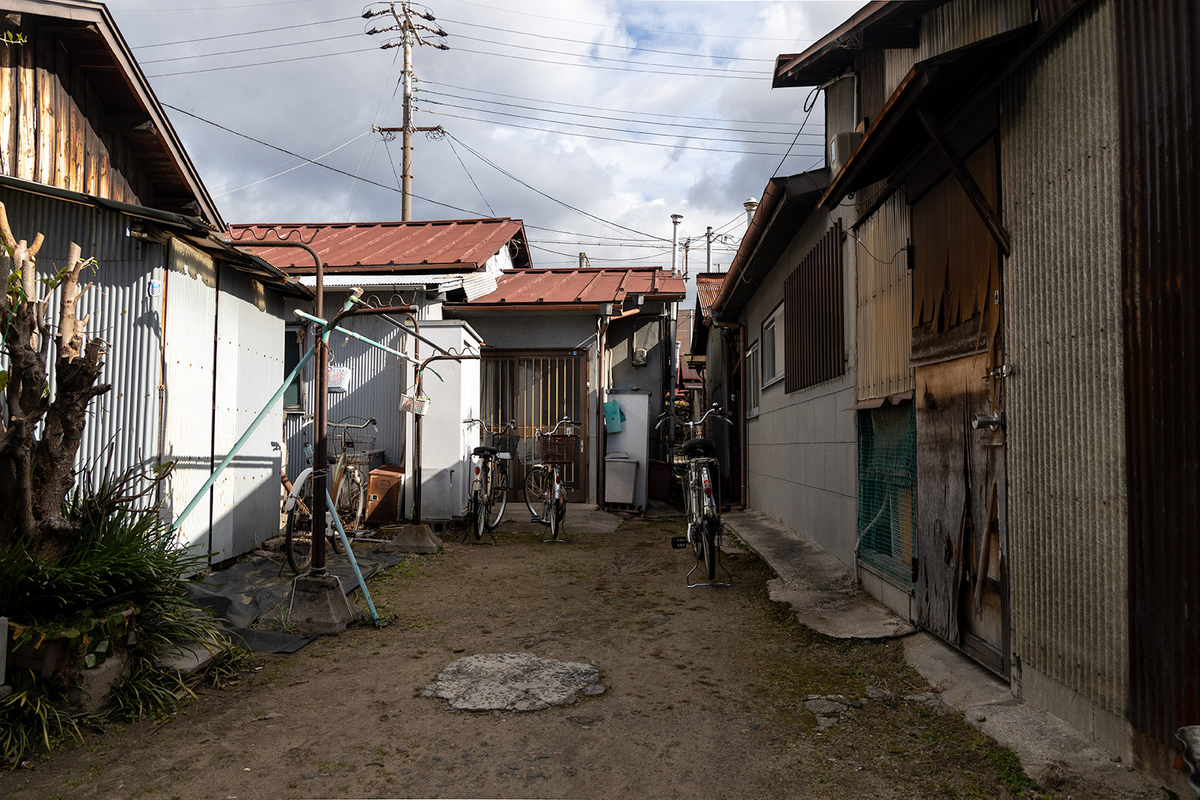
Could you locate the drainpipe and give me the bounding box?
[714,319,747,509]
[596,313,607,507]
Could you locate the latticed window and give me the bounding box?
[857,401,916,587]
[784,223,844,392]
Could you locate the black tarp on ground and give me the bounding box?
[186,547,406,653]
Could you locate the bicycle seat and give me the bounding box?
[473,445,499,457]
[681,438,717,459]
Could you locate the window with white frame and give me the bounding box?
[747,341,761,417]
[761,303,784,387]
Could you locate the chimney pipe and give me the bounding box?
[670,214,683,275]
[744,198,759,227]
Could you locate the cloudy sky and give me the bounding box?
[106,0,866,272]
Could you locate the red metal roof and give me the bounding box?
[696,273,726,319]
[228,218,529,273]
[465,267,685,307]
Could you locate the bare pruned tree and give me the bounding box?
[0,201,111,559]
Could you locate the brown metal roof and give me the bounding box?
[695,274,725,319]
[462,267,685,308]
[228,218,530,273]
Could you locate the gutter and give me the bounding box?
[712,179,787,316]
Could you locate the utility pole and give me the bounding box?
[366,2,448,220]
[706,226,713,273]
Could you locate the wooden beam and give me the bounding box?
[916,106,1011,257]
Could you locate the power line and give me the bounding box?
[445,135,496,216]
[160,102,490,217]
[139,31,362,65]
[449,45,768,81]
[438,16,776,63]
[145,46,373,78]
[424,80,803,128]
[447,133,670,242]
[419,98,814,148]
[425,109,822,159]
[421,89,822,138]
[131,15,355,49]
[448,34,768,76]
[438,0,818,45]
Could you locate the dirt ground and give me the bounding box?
[0,516,1160,800]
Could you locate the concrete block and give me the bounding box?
[157,641,220,675]
[379,523,444,554]
[288,574,355,635]
[67,651,130,716]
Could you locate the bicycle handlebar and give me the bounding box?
[655,403,732,431]
[328,417,376,430]
[463,418,517,435]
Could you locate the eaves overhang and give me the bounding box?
[773,1,949,88]
[818,26,1034,209]
[714,168,830,319]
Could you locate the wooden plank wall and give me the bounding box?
[0,32,147,203]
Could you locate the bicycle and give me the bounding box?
[521,417,580,543]
[462,418,516,543]
[657,403,733,586]
[281,417,376,574]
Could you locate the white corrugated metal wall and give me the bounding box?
[212,267,286,561]
[1000,0,1127,715]
[162,238,217,555]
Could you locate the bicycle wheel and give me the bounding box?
[485,461,508,530]
[547,495,560,540]
[524,466,551,519]
[702,517,718,581]
[474,479,487,541]
[285,489,314,574]
[335,465,365,534]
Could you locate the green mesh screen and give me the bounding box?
[857,401,916,586]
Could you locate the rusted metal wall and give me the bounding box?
[1115,0,1200,758]
[879,0,1033,98]
[0,187,163,488]
[1000,0,1127,715]
[855,193,914,401]
[0,28,146,202]
[212,267,285,562]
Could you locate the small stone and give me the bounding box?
[432,755,442,762]
[536,754,551,760]
[527,770,542,779]
[303,772,316,779]
[975,713,987,722]
[584,684,607,696]
[865,686,894,701]
[851,700,863,709]
[750,723,760,730]
[804,698,848,716]
[1110,755,1121,763]
[401,769,412,775]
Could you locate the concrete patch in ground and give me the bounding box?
[423,652,602,711]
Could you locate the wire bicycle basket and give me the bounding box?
[538,433,579,465]
[329,424,375,471]
[491,431,520,458]
[400,388,430,416]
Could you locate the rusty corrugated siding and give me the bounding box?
[233,219,526,271]
[855,193,913,401]
[1115,0,1200,754]
[1001,0,1127,715]
[916,0,1033,61]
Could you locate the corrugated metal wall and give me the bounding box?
[855,193,913,401]
[284,291,421,483]
[1115,0,1200,755]
[880,0,1033,98]
[0,188,162,485]
[162,238,217,555]
[1000,0,1127,715]
[212,267,285,562]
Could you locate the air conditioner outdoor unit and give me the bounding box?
[831,131,863,176]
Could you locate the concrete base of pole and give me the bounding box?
[289,574,355,635]
[380,524,443,554]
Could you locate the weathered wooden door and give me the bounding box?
[481,350,588,502]
[911,138,1010,677]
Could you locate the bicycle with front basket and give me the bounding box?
[657,403,733,586]
[521,417,580,543]
[462,418,516,543]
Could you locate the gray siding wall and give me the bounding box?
[1000,0,1128,723]
[743,212,859,567]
